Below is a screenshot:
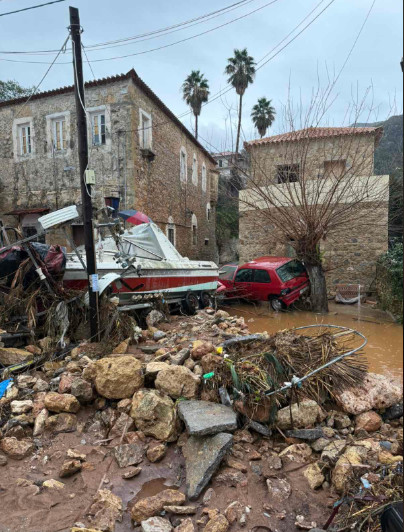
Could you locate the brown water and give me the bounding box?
[225,301,403,378]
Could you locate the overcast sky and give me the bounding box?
[1,0,402,152]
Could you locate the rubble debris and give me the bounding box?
[0,307,402,532]
[183,433,233,500]
[178,400,238,436]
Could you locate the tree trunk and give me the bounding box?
[236,93,243,154]
[195,114,198,141]
[305,263,329,313]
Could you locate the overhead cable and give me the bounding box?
[0,0,66,17]
[0,0,255,54]
[0,0,283,64]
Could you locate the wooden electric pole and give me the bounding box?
[69,6,99,340]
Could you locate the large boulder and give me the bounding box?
[131,489,186,523]
[44,393,80,414]
[94,356,144,400]
[277,400,325,430]
[336,373,403,415]
[130,390,179,442]
[0,348,33,366]
[155,366,200,400]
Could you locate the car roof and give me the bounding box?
[239,257,294,269]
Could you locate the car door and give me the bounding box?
[249,269,272,301]
[233,268,254,299]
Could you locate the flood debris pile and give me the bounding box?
[0,308,402,532]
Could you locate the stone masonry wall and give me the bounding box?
[239,202,389,292]
[248,134,376,187]
[0,76,218,262]
[239,133,388,292]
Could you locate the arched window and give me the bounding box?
[180,147,187,182]
[202,163,207,192]
[191,214,198,246]
[192,154,198,186]
[166,216,176,246]
[206,202,212,222]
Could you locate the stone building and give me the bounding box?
[239,127,390,291]
[0,69,219,261]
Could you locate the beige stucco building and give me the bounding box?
[240,127,389,291]
[0,69,219,261]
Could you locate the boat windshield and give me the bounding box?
[276,260,306,282]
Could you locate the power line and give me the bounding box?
[0,0,283,64]
[0,0,256,55]
[10,35,70,123]
[0,0,66,17]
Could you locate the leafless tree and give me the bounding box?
[235,82,391,313]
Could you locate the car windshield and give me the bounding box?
[219,265,238,280]
[276,260,306,282]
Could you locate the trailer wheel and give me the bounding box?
[182,292,199,315]
[200,292,213,309]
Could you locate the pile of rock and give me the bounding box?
[0,308,402,532]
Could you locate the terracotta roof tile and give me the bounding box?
[245,126,384,148]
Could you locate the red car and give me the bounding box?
[218,257,310,311]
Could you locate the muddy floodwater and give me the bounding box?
[224,301,403,378]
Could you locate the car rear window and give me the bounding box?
[276,260,306,282]
[219,265,238,280]
[254,269,271,283]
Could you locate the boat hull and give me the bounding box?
[64,266,219,305]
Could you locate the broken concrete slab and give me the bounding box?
[178,401,238,437]
[183,432,233,500]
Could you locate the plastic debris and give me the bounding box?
[0,378,13,399]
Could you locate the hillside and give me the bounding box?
[357,114,403,175]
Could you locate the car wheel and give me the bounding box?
[270,298,284,312]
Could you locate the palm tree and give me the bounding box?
[225,48,256,154]
[182,70,210,141]
[251,98,276,138]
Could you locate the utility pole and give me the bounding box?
[69,6,99,340]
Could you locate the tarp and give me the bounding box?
[122,223,183,261]
[95,223,184,262]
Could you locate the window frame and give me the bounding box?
[91,112,106,146]
[202,163,207,192]
[13,117,35,161]
[46,111,71,157]
[253,269,272,284]
[180,147,188,183]
[191,214,198,246]
[235,268,254,283]
[53,117,67,152]
[166,216,176,247]
[192,154,198,185]
[139,109,152,150]
[277,164,300,184]
[19,124,32,156]
[88,106,111,150]
[206,202,212,222]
